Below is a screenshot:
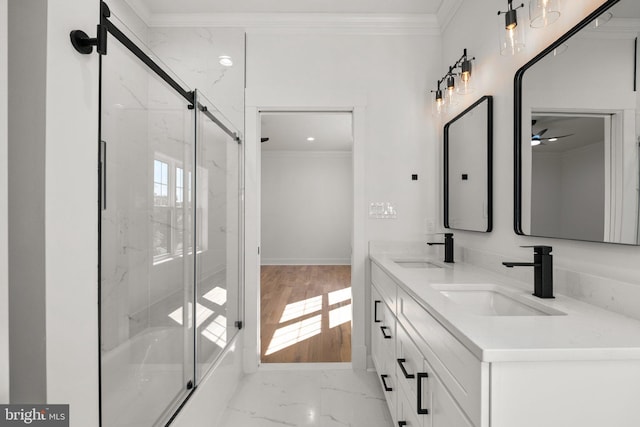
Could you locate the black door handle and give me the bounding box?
[397,358,415,379]
[398,422,407,427]
[380,326,392,339]
[381,374,393,392]
[417,372,429,415]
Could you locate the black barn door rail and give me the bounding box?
[70,1,240,142]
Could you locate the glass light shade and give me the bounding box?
[432,90,445,116]
[499,12,526,56]
[445,86,459,108]
[529,0,560,29]
[455,58,474,94]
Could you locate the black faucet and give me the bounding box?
[502,246,554,299]
[427,232,454,263]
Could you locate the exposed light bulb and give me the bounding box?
[531,139,541,146]
[306,137,315,142]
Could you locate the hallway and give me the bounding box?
[261,265,352,363]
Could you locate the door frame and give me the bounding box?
[243,87,367,371]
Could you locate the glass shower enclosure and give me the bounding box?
[98,11,243,427]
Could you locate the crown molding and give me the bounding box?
[437,0,464,33]
[262,150,352,158]
[134,12,438,35]
[121,0,152,25]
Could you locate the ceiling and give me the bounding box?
[128,0,444,15]
[531,116,604,154]
[261,112,352,152]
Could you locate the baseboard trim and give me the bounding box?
[261,258,351,266]
[258,362,352,371]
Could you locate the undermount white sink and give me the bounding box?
[393,260,442,269]
[435,284,566,316]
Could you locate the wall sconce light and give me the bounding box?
[529,0,560,29]
[498,0,525,56]
[430,49,475,117]
[431,86,445,116]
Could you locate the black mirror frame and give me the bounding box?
[444,95,494,233]
[513,0,620,236]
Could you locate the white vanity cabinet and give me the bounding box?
[370,257,640,427]
[372,262,483,427]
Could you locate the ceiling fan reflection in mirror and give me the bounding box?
[530,120,574,146]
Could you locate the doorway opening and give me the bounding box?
[259,111,353,363]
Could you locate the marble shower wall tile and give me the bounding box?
[148,27,245,132]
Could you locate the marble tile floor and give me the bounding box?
[217,368,393,427]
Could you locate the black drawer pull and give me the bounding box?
[397,358,415,379]
[381,374,393,392]
[374,300,382,323]
[380,326,392,339]
[417,372,429,415]
[398,422,407,427]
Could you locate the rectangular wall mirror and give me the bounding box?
[444,95,493,232]
[515,0,640,245]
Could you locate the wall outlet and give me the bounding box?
[369,202,397,219]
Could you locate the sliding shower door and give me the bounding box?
[100,28,196,427]
[194,94,242,381]
[98,10,244,427]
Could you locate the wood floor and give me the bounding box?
[260,265,352,363]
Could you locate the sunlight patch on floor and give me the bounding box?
[202,314,227,348]
[203,286,227,306]
[329,304,352,328]
[266,315,322,355]
[279,295,323,323]
[168,302,214,327]
[328,287,351,306]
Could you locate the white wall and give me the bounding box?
[532,143,605,240]
[243,25,441,371]
[247,30,440,244]
[530,151,562,236]
[441,0,640,316]
[0,0,8,404]
[44,0,100,423]
[261,151,352,265]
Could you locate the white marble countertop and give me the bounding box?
[370,243,640,363]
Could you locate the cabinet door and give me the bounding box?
[397,383,428,427]
[431,374,474,427]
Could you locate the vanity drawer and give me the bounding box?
[372,286,395,367]
[397,287,482,426]
[371,262,397,314]
[396,323,423,400]
[378,355,398,424]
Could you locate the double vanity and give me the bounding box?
[369,244,640,427]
